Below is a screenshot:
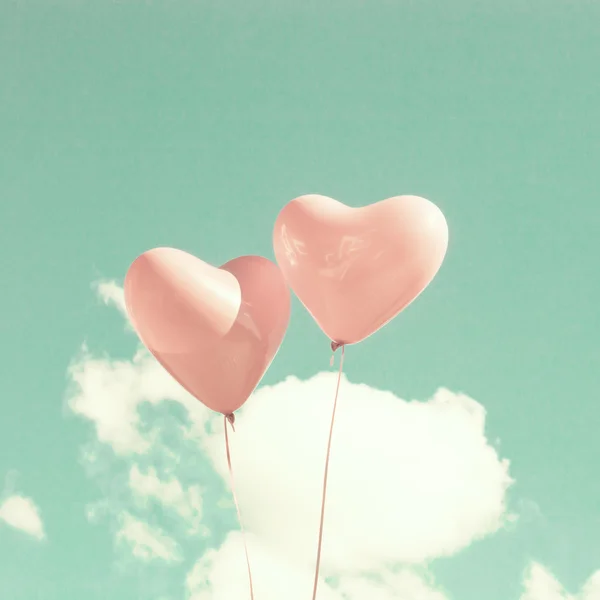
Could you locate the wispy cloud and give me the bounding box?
[67,345,207,455]
[116,512,181,563]
[93,280,128,318]
[129,465,207,536]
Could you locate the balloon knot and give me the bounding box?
[225,413,236,431]
[330,341,344,353]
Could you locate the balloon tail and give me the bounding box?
[311,344,345,600]
[224,414,255,600]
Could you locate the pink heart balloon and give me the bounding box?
[124,248,290,415]
[273,195,448,345]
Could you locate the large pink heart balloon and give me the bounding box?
[273,195,448,345]
[124,248,290,415]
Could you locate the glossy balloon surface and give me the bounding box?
[125,248,290,414]
[273,195,448,345]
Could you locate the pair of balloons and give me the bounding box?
[124,194,449,417]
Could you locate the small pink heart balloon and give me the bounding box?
[273,194,448,345]
[124,247,290,415]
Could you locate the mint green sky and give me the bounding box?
[1,2,599,599]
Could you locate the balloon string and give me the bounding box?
[224,414,255,600]
[311,343,345,600]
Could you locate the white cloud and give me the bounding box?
[520,562,600,600]
[198,374,513,574]
[68,341,513,572]
[583,575,600,600]
[337,570,448,600]
[115,511,181,563]
[67,346,209,455]
[68,281,515,595]
[129,465,207,535]
[93,280,128,318]
[521,563,571,600]
[186,531,448,600]
[0,494,45,540]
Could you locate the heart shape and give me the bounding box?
[273,195,448,345]
[124,247,290,414]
